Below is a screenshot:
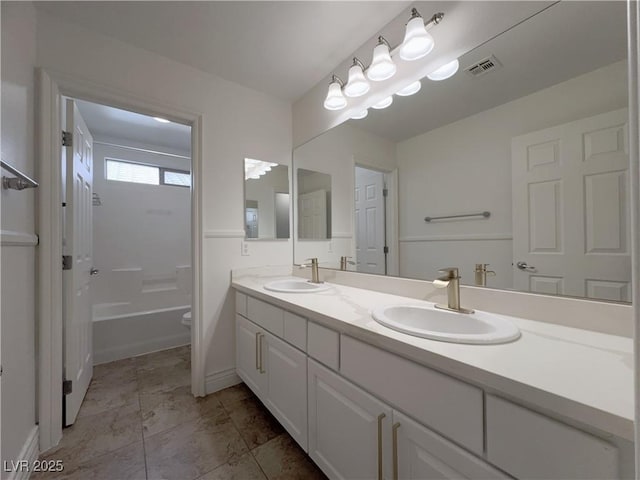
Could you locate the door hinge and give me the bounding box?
[62,255,72,270]
[63,379,73,395]
[62,130,73,147]
[383,246,389,254]
[383,188,388,197]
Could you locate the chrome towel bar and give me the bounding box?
[1,160,39,190]
[424,211,490,222]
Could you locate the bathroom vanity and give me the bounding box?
[232,268,633,479]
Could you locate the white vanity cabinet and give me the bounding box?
[393,411,510,480]
[234,290,629,479]
[235,309,308,450]
[308,358,392,480]
[235,314,268,396]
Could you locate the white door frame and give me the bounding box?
[36,68,205,452]
[352,159,399,276]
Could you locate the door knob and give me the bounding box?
[90,267,99,275]
[516,261,536,271]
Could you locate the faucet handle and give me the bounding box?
[437,267,459,279]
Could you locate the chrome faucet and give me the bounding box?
[474,263,496,287]
[433,267,474,314]
[302,258,322,284]
[340,256,355,271]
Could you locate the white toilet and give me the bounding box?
[181,311,192,330]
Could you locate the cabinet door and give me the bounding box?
[235,314,267,397]
[263,331,308,451]
[308,359,392,480]
[393,411,510,480]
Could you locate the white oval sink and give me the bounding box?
[264,279,331,293]
[372,304,520,345]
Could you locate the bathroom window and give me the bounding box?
[161,169,191,188]
[105,158,190,188]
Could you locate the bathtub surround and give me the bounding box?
[90,138,192,363]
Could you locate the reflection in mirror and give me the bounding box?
[297,168,331,239]
[244,158,289,239]
[292,1,631,302]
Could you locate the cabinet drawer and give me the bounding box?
[486,395,618,479]
[235,291,247,317]
[308,322,339,370]
[340,336,484,455]
[247,296,284,337]
[284,311,307,352]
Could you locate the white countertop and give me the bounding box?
[231,270,633,441]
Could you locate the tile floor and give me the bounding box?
[34,346,327,480]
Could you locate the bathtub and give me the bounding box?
[93,294,191,365]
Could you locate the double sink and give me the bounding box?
[263,278,520,345]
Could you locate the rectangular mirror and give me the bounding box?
[244,158,290,240]
[297,168,332,240]
[292,1,631,303]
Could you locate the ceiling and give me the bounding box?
[35,1,411,101]
[75,99,192,154]
[350,1,628,142]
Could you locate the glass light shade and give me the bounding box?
[324,81,347,110]
[367,44,396,81]
[427,59,459,81]
[396,80,422,97]
[351,109,369,120]
[344,64,370,97]
[399,16,435,61]
[371,96,393,110]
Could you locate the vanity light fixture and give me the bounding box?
[344,58,370,97]
[399,9,441,61]
[396,80,422,96]
[323,75,347,110]
[372,96,393,110]
[245,158,278,180]
[367,36,396,82]
[351,109,369,120]
[427,58,460,81]
[321,8,445,111]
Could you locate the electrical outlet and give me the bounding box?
[241,241,250,256]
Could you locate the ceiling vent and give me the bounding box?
[465,55,502,78]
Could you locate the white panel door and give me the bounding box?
[263,331,308,451]
[235,315,267,398]
[512,109,630,300]
[355,167,386,275]
[308,359,392,480]
[63,99,94,425]
[393,411,509,479]
[299,189,327,239]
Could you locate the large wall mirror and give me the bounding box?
[293,1,631,303]
[244,158,290,240]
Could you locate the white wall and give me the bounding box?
[92,139,191,304]
[34,11,292,396]
[293,123,396,267]
[1,1,38,473]
[396,61,628,286]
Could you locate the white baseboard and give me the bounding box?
[6,425,39,480]
[205,368,241,395]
